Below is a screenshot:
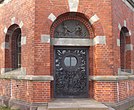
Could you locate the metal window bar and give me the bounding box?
[17,34,21,68]
[127,0,134,8]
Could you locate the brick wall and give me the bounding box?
[94,81,117,103]
[0,0,133,106]
[34,0,114,76]
[0,0,36,104]
[0,0,35,75]
[111,0,134,102]
[112,0,134,74]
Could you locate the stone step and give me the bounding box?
[48,99,109,110]
[37,106,47,110]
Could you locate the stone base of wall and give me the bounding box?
[0,96,47,110]
[0,96,10,107]
[105,97,134,110]
[1,96,134,110]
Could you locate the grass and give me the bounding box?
[0,106,11,110]
[0,106,19,110]
[127,106,134,110]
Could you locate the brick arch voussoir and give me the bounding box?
[47,8,69,35]
[50,13,95,39]
[5,24,20,42]
[80,9,105,37]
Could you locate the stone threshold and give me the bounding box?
[0,97,110,110]
[48,98,109,110]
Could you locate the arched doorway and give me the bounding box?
[51,13,93,98]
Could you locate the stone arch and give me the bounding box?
[5,24,21,72]
[120,26,131,72]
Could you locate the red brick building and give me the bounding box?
[0,0,133,110]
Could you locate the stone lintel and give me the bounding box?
[51,38,92,46]
[51,36,106,46]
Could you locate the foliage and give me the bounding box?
[128,107,134,110]
[0,106,11,110]
[0,106,19,110]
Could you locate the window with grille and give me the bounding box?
[5,24,21,72]
[120,27,131,73]
[0,0,4,4]
[126,0,134,8]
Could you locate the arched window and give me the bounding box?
[0,0,4,4]
[120,27,131,72]
[5,24,21,72]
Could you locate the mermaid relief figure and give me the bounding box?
[62,23,71,36]
[74,22,82,36]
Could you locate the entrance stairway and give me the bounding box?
[38,99,111,110]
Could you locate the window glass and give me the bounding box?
[71,57,77,66]
[64,56,77,67]
[64,57,70,66]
